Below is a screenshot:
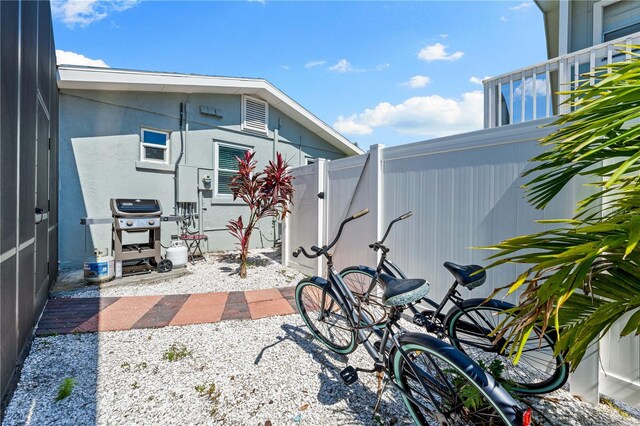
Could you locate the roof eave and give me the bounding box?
[57,66,364,156]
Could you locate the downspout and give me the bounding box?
[174,102,185,215]
[273,120,280,246]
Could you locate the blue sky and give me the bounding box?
[53,0,546,150]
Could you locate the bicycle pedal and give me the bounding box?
[340,366,359,385]
[412,314,427,327]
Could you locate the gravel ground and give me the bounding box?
[55,249,305,299]
[10,249,639,425]
[3,314,639,426]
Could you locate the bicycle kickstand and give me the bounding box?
[372,371,388,418]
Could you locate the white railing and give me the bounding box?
[484,32,640,128]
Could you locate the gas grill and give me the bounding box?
[110,198,162,274]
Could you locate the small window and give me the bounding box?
[140,128,170,163]
[216,143,251,196]
[242,95,268,134]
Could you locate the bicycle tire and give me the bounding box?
[295,279,357,355]
[339,267,388,323]
[445,298,568,394]
[392,332,522,425]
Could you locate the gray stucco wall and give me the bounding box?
[59,90,349,268]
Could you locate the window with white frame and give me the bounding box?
[594,0,640,44]
[241,95,268,134]
[140,128,170,163]
[216,143,251,196]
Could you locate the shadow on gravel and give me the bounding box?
[2,333,100,425]
[256,323,406,425]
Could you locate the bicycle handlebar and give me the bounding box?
[292,208,369,259]
[378,211,413,245]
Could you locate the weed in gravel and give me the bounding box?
[131,381,140,390]
[40,332,59,338]
[600,396,630,418]
[195,382,222,417]
[54,377,76,402]
[135,362,148,370]
[121,362,131,371]
[163,343,192,362]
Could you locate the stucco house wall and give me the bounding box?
[58,77,359,269]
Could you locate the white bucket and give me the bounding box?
[166,241,188,267]
[84,249,115,283]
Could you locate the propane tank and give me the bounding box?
[84,248,115,283]
[165,241,188,268]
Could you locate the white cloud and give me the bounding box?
[56,50,109,67]
[333,91,483,138]
[333,115,373,135]
[514,77,548,97]
[305,60,326,69]
[402,75,431,88]
[281,65,290,70]
[440,34,449,39]
[510,2,533,10]
[51,0,139,27]
[418,43,464,62]
[376,63,390,71]
[469,76,491,85]
[329,59,362,73]
[500,16,508,22]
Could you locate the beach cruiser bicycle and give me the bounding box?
[339,212,569,395]
[293,209,532,425]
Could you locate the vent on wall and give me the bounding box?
[242,95,268,134]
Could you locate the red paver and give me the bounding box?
[95,296,162,332]
[169,292,228,326]
[248,298,295,320]
[40,286,301,335]
[244,288,284,303]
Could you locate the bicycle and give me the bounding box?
[293,209,532,425]
[339,211,569,395]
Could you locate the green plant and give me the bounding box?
[163,343,192,362]
[485,46,640,367]
[54,377,76,402]
[227,151,294,278]
[196,382,222,417]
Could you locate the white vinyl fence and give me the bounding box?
[282,119,639,408]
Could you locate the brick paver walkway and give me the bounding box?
[37,287,297,336]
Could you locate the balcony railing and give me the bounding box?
[483,32,640,128]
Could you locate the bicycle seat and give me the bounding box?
[443,262,486,289]
[378,274,430,307]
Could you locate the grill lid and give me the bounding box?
[110,199,162,217]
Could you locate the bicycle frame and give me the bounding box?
[324,260,456,417]
[294,209,474,419]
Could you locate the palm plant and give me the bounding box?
[486,47,640,367]
[227,151,294,278]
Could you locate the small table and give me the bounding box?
[179,234,208,262]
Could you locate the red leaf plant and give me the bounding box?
[226,151,294,278]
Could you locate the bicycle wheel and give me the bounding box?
[295,279,357,355]
[339,267,388,325]
[392,332,521,425]
[445,298,568,394]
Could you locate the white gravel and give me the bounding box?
[3,314,639,426]
[56,249,305,299]
[10,248,639,425]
